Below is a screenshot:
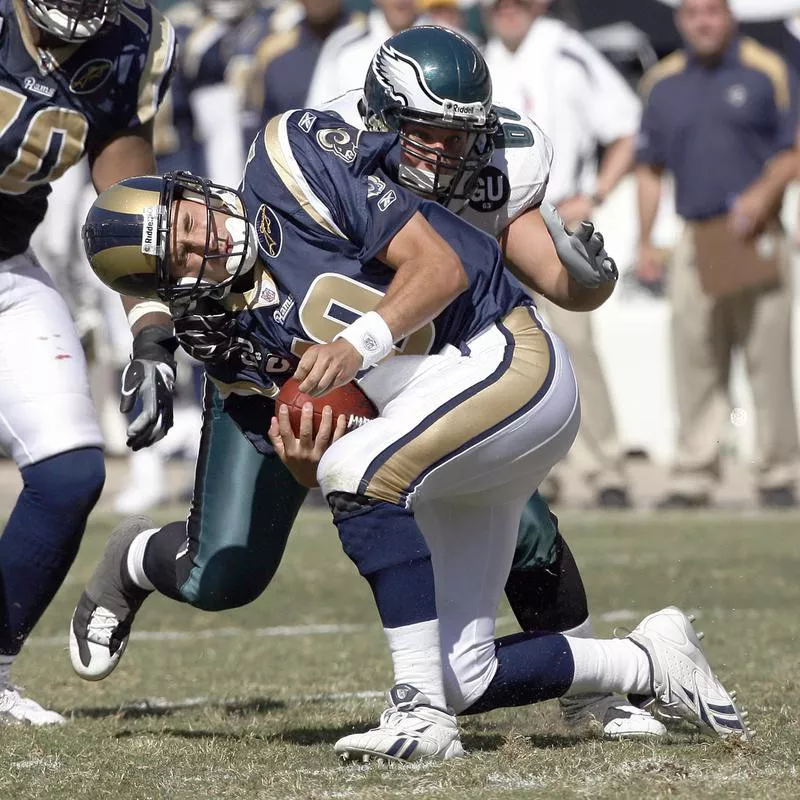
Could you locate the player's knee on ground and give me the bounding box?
[443,640,500,714]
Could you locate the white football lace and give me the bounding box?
[376,707,416,730]
[346,415,371,431]
[87,607,119,647]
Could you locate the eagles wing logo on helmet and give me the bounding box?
[373,45,437,112]
[373,43,487,123]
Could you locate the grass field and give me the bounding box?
[1,507,799,800]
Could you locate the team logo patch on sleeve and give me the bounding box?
[367,175,386,198]
[256,204,283,259]
[69,59,114,95]
[316,128,358,164]
[468,166,510,213]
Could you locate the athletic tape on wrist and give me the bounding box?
[335,311,394,369]
[127,300,171,329]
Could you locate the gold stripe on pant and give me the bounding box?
[365,308,552,505]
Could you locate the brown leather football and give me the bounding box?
[276,378,377,437]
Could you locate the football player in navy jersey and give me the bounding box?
[75,107,748,756]
[0,0,175,724]
[320,27,659,739]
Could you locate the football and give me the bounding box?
[276,377,377,437]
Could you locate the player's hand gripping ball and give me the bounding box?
[276,378,377,437]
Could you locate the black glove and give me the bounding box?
[173,304,266,373]
[172,305,240,364]
[120,325,178,451]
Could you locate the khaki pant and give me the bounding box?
[668,226,799,495]
[537,296,627,491]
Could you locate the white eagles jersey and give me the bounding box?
[319,90,553,239]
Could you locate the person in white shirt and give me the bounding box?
[305,0,418,108]
[483,0,642,508]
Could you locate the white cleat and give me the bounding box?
[627,606,750,740]
[560,692,666,739]
[0,687,65,726]
[335,684,466,763]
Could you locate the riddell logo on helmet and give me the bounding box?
[444,100,484,121]
[141,206,165,258]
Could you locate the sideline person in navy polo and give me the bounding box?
[636,0,800,509]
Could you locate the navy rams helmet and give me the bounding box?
[363,26,498,205]
[82,171,256,306]
[24,0,120,42]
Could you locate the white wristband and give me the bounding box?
[335,311,394,369]
[127,300,171,328]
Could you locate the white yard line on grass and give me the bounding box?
[29,622,367,647]
[29,606,741,648]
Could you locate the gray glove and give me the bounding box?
[540,202,619,288]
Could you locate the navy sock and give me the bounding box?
[461,631,575,715]
[0,447,105,655]
[332,496,436,629]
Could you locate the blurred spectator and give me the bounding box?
[482,0,641,508]
[636,0,800,508]
[226,2,302,129]
[416,0,468,34]
[243,0,360,144]
[306,0,419,107]
[584,22,658,90]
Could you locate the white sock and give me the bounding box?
[0,655,13,688]
[561,616,593,638]
[125,529,159,592]
[564,636,651,696]
[384,620,447,710]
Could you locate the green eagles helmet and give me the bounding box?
[363,25,498,206]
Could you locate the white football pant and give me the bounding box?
[318,306,580,711]
[0,252,103,467]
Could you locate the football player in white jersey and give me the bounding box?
[312,25,655,740]
[0,0,175,724]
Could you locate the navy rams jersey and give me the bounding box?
[0,0,175,259]
[232,110,529,369]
